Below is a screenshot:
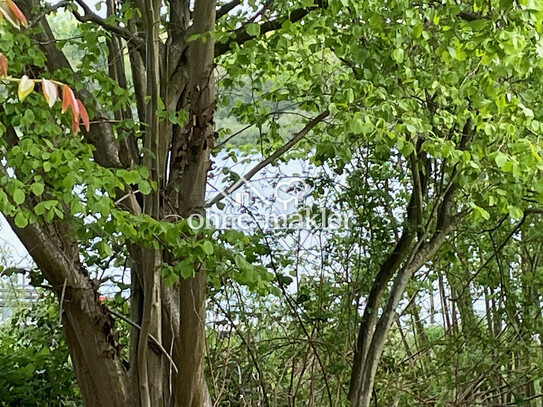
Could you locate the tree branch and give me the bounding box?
[72,0,144,48]
[29,0,68,26]
[214,0,326,57]
[205,109,329,208]
[216,0,241,19]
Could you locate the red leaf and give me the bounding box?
[0,54,7,76]
[77,99,90,132]
[61,84,79,117]
[71,112,80,134]
[6,0,27,27]
[0,2,18,28]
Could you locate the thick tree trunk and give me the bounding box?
[11,0,216,405]
[4,0,323,405]
[5,217,132,407]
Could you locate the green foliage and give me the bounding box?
[0,292,81,406]
[2,0,543,405]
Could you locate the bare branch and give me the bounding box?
[29,0,68,26]
[72,0,144,47]
[206,109,329,208]
[216,0,241,19]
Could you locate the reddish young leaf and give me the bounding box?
[0,54,7,76]
[77,99,90,132]
[6,0,26,27]
[61,84,79,117]
[0,2,17,28]
[71,111,80,134]
[42,79,58,108]
[0,0,26,28]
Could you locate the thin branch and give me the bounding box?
[58,279,67,326]
[214,0,326,57]
[209,295,270,407]
[72,0,144,47]
[108,307,179,374]
[214,122,255,149]
[206,109,329,207]
[450,215,526,301]
[245,0,274,25]
[216,0,242,19]
[30,0,68,26]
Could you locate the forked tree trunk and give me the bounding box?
[348,120,473,407]
[6,0,328,404]
[10,0,216,406]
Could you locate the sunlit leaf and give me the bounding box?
[246,23,260,37]
[41,79,58,108]
[14,212,28,228]
[18,75,35,101]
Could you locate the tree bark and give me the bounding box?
[4,0,324,405]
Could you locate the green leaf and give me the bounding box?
[34,202,45,215]
[412,23,423,39]
[14,212,28,228]
[472,205,490,221]
[203,240,214,255]
[235,254,253,271]
[179,261,194,279]
[139,181,151,195]
[392,48,405,63]
[350,116,364,134]
[508,206,523,220]
[246,23,260,37]
[31,182,44,196]
[495,153,508,168]
[401,141,415,157]
[13,189,25,205]
[121,170,140,185]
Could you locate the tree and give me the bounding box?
[0,0,328,406]
[2,0,543,406]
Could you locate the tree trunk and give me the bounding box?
[5,217,133,407]
[349,147,459,407]
[10,0,216,405]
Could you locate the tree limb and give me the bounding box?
[214,0,326,57]
[205,109,329,208]
[72,0,144,48]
